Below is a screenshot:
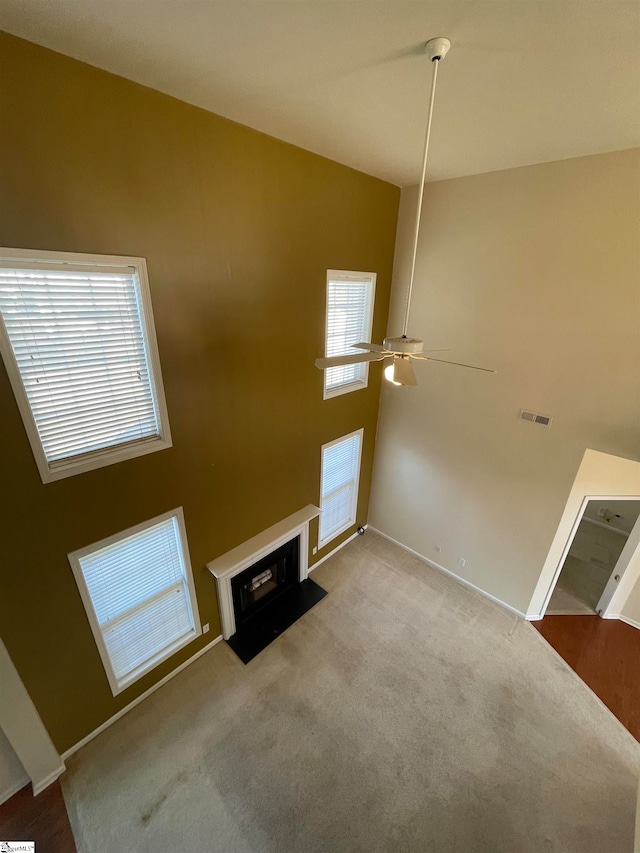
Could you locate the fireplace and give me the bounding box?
[231,537,299,630]
[206,506,327,664]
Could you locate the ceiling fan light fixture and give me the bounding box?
[384,363,402,385]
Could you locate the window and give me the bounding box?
[68,509,201,695]
[323,270,376,399]
[319,428,363,548]
[0,248,171,483]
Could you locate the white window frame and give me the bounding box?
[0,248,172,483]
[323,270,376,400]
[68,507,201,696]
[319,427,364,548]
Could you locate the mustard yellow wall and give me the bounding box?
[0,32,399,752]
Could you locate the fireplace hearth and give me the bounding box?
[207,505,327,663]
[227,535,326,663]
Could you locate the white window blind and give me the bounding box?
[70,511,200,694]
[324,271,375,398]
[319,429,363,547]
[0,250,171,482]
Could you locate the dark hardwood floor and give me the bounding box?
[534,615,640,741]
[0,781,77,852]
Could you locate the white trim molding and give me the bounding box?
[1,776,29,807]
[62,633,223,761]
[368,527,528,619]
[67,507,202,696]
[207,505,320,640]
[318,428,363,549]
[323,270,377,400]
[604,614,640,631]
[0,247,172,483]
[33,765,67,796]
[527,450,640,620]
[0,638,65,797]
[308,526,366,573]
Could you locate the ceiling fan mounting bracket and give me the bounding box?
[424,37,451,62]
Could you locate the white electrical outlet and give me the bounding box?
[458,557,466,567]
[203,623,210,634]
[597,507,606,517]
[312,546,317,555]
[434,545,441,553]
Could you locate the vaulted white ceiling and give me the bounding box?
[1,1,638,185]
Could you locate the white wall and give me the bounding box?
[622,565,640,628]
[370,149,640,615]
[583,499,640,534]
[0,726,28,804]
[0,638,64,796]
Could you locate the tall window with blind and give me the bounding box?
[319,428,363,548]
[324,270,376,399]
[0,248,171,483]
[68,508,201,695]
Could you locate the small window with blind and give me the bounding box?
[0,248,171,483]
[68,508,201,695]
[323,270,376,399]
[319,428,363,548]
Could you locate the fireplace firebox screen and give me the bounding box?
[231,536,299,628]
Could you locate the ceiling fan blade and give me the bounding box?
[315,352,385,369]
[422,348,450,352]
[414,355,496,373]
[352,342,390,353]
[393,357,418,386]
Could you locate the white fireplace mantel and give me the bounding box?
[207,504,320,639]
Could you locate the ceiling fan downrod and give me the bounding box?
[400,36,451,340]
[315,35,494,383]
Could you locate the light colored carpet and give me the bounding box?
[62,531,640,852]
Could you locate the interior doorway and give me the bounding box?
[546,499,640,615]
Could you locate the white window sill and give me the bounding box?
[323,379,368,400]
[42,435,172,483]
[111,627,200,696]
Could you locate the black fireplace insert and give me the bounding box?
[231,536,299,629]
[227,535,327,664]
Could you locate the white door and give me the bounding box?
[596,515,640,616]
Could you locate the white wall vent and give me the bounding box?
[519,409,553,427]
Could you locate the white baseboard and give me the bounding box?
[308,526,366,573]
[368,527,527,619]
[0,762,66,804]
[604,613,640,630]
[33,764,66,796]
[62,634,223,761]
[0,775,29,806]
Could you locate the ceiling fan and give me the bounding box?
[315,37,495,386]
